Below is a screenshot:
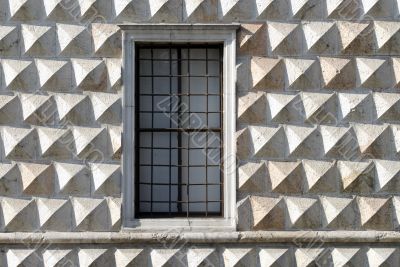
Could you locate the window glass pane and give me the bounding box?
[207,49,219,60]
[208,96,220,112]
[208,61,220,76]
[153,49,169,59]
[190,77,206,94]
[154,77,170,94]
[139,96,152,111]
[190,96,207,112]
[139,60,152,75]
[153,61,170,75]
[139,77,152,94]
[139,49,151,59]
[190,61,206,75]
[153,149,170,165]
[208,77,220,94]
[190,49,206,59]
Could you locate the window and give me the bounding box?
[121,24,238,231]
[136,44,223,217]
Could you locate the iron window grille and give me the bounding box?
[135,43,224,218]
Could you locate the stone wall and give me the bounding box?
[0,0,400,266]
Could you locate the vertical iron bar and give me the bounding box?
[177,48,182,213]
[150,48,154,215]
[205,48,209,216]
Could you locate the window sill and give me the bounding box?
[123,218,236,232]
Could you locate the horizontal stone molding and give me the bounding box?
[0,231,399,244]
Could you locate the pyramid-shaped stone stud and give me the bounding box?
[373,92,400,121]
[0,25,19,56]
[86,92,121,121]
[2,197,36,231]
[218,0,240,20]
[238,161,266,192]
[90,163,121,196]
[106,197,121,230]
[237,196,284,230]
[392,196,400,229]
[394,57,400,87]
[361,0,393,17]
[56,23,90,56]
[355,57,389,88]
[330,248,361,267]
[267,22,300,54]
[374,21,400,50]
[268,161,302,193]
[109,126,122,159]
[374,160,400,192]
[294,248,326,267]
[71,58,106,89]
[336,21,369,52]
[320,57,353,89]
[42,249,74,267]
[76,0,98,18]
[303,160,336,193]
[92,23,121,57]
[288,0,316,18]
[54,162,89,195]
[43,0,71,20]
[249,125,285,158]
[36,197,71,231]
[221,248,253,267]
[254,0,277,18]
[78,249,108,267]
[0,163,20,195]
[1,59,33,89]
[106,58,122,90]
[35,59,70,89]
[284,58,319,89]
[236,127,251,159]
[259,248,291,267]
[302,21,336,54]
[238,92,266,123]
[71,126,106,157]
[36,126,71,157]
[366,247,398,267]
[352,123,388,154]
[115,248,146,267]
[0,94,19,124]
[266,92,297,122]
[238,23,267,55]
[320,125,352,156]
[320,196,356,229]
[19,162,53,195]
[338,160,374,193]
[185,248,216,267]
[285,196,320,229]
[148,0,182,22]
[250,57,284,90]
[54,93,88,121]
[357,196,392,230]
[337,92,371,122]
[72,197,108,231]
[2,127,36,159]
[21,24,54,56]
[149,248,179,267]
[284,125,317,156]
[19,93,52,122]
[392,124,400,154]
[183,0,205,21]
[6,249,38,267]
[300,92,335,123]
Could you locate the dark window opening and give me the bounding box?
[135,44,224,218]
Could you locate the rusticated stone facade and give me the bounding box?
[0,0,400,266]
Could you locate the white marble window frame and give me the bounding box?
[120,24,238,232]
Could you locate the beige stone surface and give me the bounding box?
[0,0,400,264]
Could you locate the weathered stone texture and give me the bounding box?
[0,0,400,265]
